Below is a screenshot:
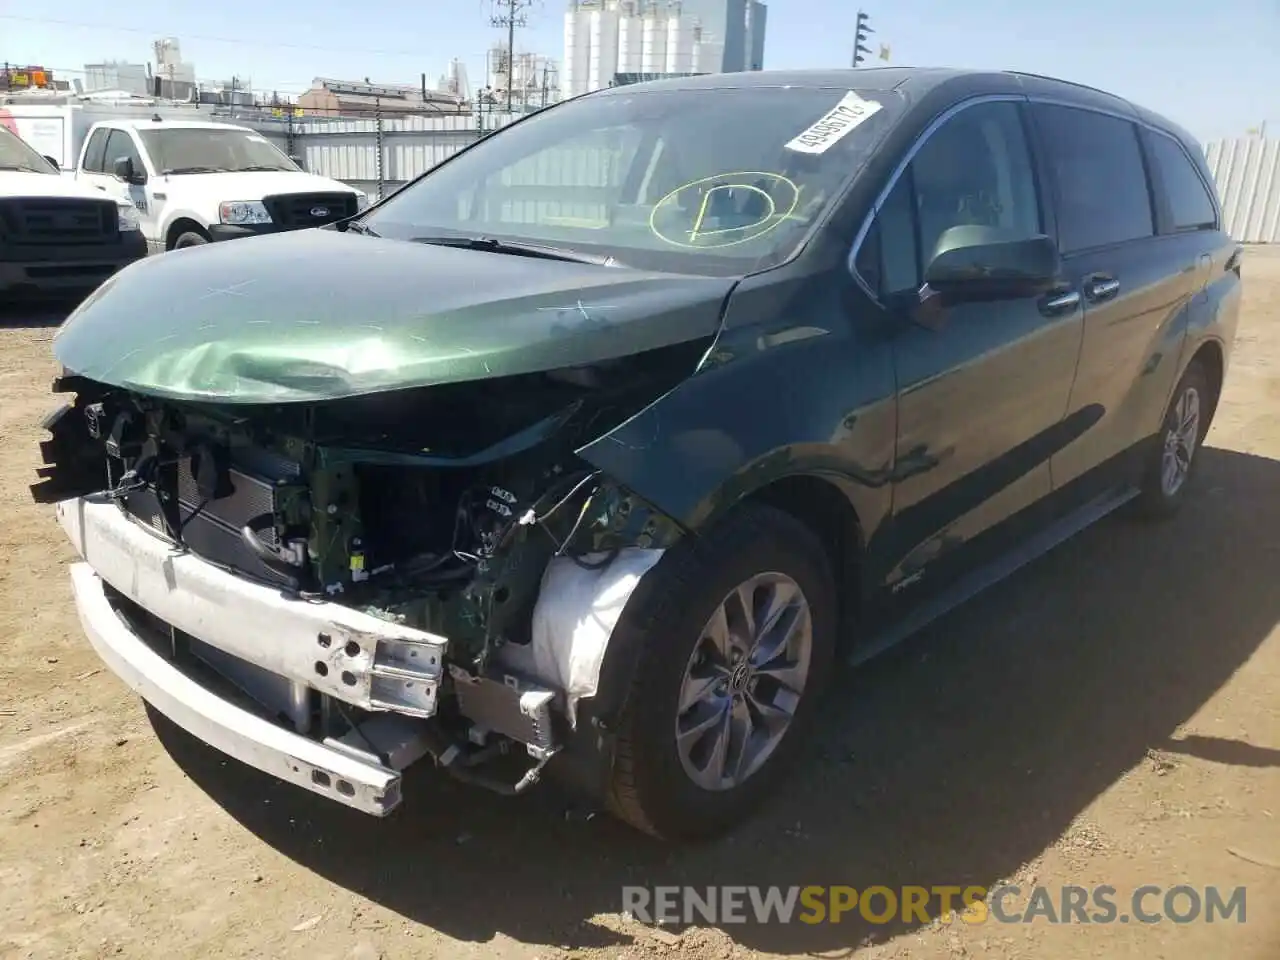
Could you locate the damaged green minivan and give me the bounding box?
[35,68,1240,840]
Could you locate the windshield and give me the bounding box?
[0,125,57,174]
[362,85,904,276]
[137,127,299,174]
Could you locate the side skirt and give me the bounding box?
[850,485,1139,666]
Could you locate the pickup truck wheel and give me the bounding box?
[173,230,209,249]
[1134,359,1213,520]
[602,503,836,841]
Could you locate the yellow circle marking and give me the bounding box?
[648,171,802,249]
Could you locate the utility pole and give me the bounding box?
[852,10,873,67]
[540,60,549,109]
[490,0,531,112]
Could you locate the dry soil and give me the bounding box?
[2,251,1279,960]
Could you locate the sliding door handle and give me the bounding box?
[1084,276,1120,302]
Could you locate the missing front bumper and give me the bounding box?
[69,561,409,814]
[56,496,449,718]
[56,494,565,813]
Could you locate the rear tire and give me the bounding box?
[1133,359,1213,520]
[598,503,837,842]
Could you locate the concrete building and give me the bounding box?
[487,47,561,110]
[561,0,765,98]
[438,58,474,103]
[152,38,197,100]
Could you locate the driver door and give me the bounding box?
[102,129,159,238]
[856,98,1085,597]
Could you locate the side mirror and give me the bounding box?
[42,155,60,171]
[923,226,1059,301]
[112,156,146,184]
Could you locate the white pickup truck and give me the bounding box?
[0,122,146,297]
[70,116,368,253]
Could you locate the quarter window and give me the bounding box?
[1033,104,1153,252]
[1148,132,1218,232]
[857,100,1042,298]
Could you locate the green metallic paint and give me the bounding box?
[51,227,735,404]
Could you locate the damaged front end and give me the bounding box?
[35,345,697,814]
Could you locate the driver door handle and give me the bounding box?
[1039,288,1080,316]
[1084,275,1120,302]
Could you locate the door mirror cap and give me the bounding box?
[112,156,145,184]
[923,227,1060,301]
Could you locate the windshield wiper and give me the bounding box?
[409,235,619,266]
[160,165,229,174]
[236,165,292,172]
[343,220,380,237]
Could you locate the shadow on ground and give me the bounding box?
[151,446,1280,955]
[0,299,80,328]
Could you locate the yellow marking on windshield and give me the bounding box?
[649,171,802,249]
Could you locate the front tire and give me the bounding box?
[600,503,837,841]
[1134,359,1213,519]
[173,230,209,250]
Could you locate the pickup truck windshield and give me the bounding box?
[136,128,298,174]
[362,85,904,276]
[0,125,56,174]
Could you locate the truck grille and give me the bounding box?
[118,448,302,588]
[0,198,117,245]
[262,192,358,229]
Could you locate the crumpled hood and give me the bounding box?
[53,228,735,404]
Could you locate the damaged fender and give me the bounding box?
[576,267,898,542]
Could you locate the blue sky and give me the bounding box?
[3,0,1275,141]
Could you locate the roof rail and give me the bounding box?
[1004,70,1128,102]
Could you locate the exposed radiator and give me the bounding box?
[118,448,301,587]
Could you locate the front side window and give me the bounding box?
[856,99,1042,298]
[137,128,297,174]
[1033,104,1154,253]
[104,130,144,173]
[1148,132,1218,232]
[363,86,907,276]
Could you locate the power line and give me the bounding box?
[489,0,532,112]
[0,14,436,59]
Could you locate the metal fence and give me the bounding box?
[237,104,525,199]
[233,113,1279,245]
[1204,137,1280,244]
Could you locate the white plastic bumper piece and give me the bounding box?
[56,496,448,717]
[68,561,405,815]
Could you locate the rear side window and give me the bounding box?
[82,129,108,173]
[1033,104,1153,253]
[1148,132,1218,232]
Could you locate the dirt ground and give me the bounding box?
[2,251,1279,960]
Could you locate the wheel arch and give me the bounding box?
[1186,337,1225,421]
[740,472,867,650]
[165,216,210,250]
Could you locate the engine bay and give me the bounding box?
[33,342,701,796]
